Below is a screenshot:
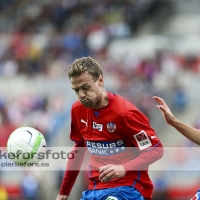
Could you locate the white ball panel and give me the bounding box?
[13,130,33,144]
[9,136,29,150]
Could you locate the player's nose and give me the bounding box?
[78,89,86,99]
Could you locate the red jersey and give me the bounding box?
[67,92,162,199]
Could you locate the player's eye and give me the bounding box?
[82,86,90,90]
[74,90,79,94]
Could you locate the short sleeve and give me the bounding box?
[124,109,161,151]
[70,107,84,143]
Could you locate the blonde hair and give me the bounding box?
[67,57,103,81]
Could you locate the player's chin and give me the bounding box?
[80,101,93,108]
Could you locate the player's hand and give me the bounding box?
[56,194,68,200]
[99,164,126,182]
[153,96,175,125]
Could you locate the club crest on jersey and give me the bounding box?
[134,130,152,150]
[93,122,103,131]
[94,111,99,117]
[107,122,116,133]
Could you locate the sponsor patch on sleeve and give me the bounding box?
[134,130,152,150]
[191,194,199,200]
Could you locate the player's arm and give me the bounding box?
[122,142,163,172]
[57,105,87,199]
[99,109,164,182]
[57,141,87,199]
[153,96,200,145]
[99,143,163,182]
[56,194,68,200]
[99,147,163,182]
[122,107,163,171]
[99,164,126,182]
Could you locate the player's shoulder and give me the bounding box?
[114,94,149,121]
[114,93,137,110]
[72,100,82,108]
[71,101,88,119]
[71,100,85,111]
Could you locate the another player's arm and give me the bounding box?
[153,96,200,145]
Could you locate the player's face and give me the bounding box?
[71,71,104,108]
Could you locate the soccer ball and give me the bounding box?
[7,127,46,164]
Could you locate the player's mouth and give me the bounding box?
[80,98,90,104]
[80,98,93,107]
[80,98,88,103]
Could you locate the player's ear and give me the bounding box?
[98,75,103,87]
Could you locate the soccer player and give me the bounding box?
[153,96,200,200]
[56,57,164,200]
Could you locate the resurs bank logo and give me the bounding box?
[86,140,126,156]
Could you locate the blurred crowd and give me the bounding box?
[0,0,157,76]
[0,0,154,145]
[1,0,200,200]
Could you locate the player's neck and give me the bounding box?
[93,89,108,110]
